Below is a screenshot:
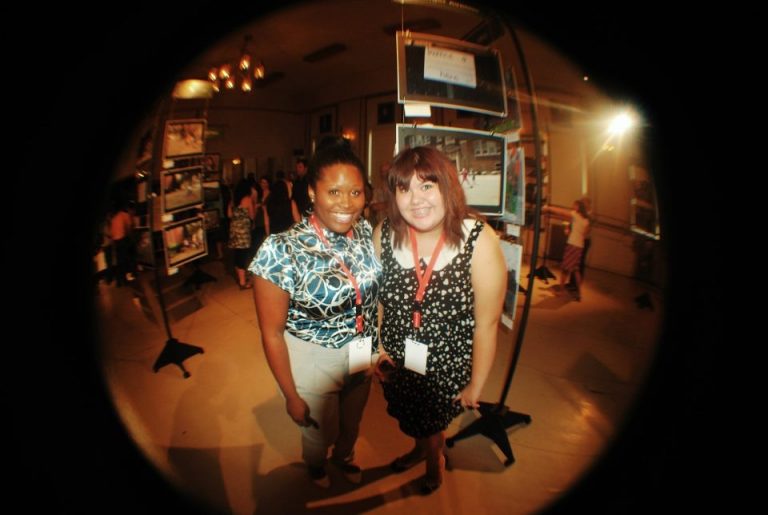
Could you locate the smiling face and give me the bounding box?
[309,163,365,234]
[395,173,446,236]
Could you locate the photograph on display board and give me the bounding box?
[503,139,525,225]
[161,166,204,214]
[396,31,507,117]
[163,119,206,159]
[396,124,506,215]
[202,208,221,231]
[629,165,660,240]
[499,239,523,330]
[162,217,207,269]
[134,227,156,268]
[203,180,221,203]
[201,153,220,174]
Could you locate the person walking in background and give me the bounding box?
[250,137,380,488]
[373,146,506,495]
[110,198,136,286]
[543,199,590,300]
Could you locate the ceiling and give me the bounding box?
[173,0,595,113]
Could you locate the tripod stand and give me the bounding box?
[184,260,217,290]
[445,22,545,466]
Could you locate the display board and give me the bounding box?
[396,31,507,117]
[161,166,204,214]
[162,216,208,269]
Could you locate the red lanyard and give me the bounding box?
[310,215,364,334]
[409,226,446,329]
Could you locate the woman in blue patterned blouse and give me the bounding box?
[249,137,380,488]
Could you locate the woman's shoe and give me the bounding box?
[390,452,425,473]
[419,477,441,495]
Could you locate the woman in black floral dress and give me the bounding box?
[373,146,507,494]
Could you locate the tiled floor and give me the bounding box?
[94,253,663,514]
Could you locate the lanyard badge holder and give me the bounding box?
[404,227,446,375]
[310,215,370,373]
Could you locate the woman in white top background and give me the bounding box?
[543,200,590,300]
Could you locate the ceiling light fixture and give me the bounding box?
[207,35,265,94]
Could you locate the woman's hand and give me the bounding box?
[373,352,396,383]
[286,396,318,428]
[454,382,483,409]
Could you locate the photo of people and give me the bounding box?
[163,217,207,268]
[397,124,505,214]
[163,119,206,159]
[161,166,204,213]
[504,139,525,225]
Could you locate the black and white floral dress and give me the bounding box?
[380,218,482,438]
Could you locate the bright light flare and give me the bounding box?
[608,111,635,135]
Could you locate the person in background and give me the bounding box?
[579,196,593,279]
[110,198,136,286]
[291,158,311,221]
[543,199,590,300]
[265,177,295,234]
[250,137,380,488]
[373,146,506,495]
[228,180,253,290]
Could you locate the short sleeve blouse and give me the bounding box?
[249,217,381,349]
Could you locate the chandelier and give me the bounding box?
[207,35,265,93]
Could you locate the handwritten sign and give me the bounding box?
[423,46,477,88]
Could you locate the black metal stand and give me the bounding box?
[446,22,543,466]
[184,262,216,290]
[152,337,205,378]
[446,402,531,466]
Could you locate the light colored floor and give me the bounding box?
[95,254,663,515]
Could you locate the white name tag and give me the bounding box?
[348,336,373,374]
[404,338,429,375]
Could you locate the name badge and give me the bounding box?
[404,338,428,375]
[348,336,373,374]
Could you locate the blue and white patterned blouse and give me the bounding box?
[249,217,381,349]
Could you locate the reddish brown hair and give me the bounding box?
[387,146,480,248]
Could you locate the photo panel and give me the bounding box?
[134,227,156,268]
[161,166,204,214]
[163,118,206,159]
[499,240,523,330]
[396,124,506,215]
[202,208,221,231]
[503,138,525,225]
[203,180,221,203]
[162,216,208,269]
[396,31,507,117]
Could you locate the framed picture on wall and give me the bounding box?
[161,166,204,214]
[396,31,507,117]
[396,124,506,215]
[162,216,208,269]
[163,119,206,159]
